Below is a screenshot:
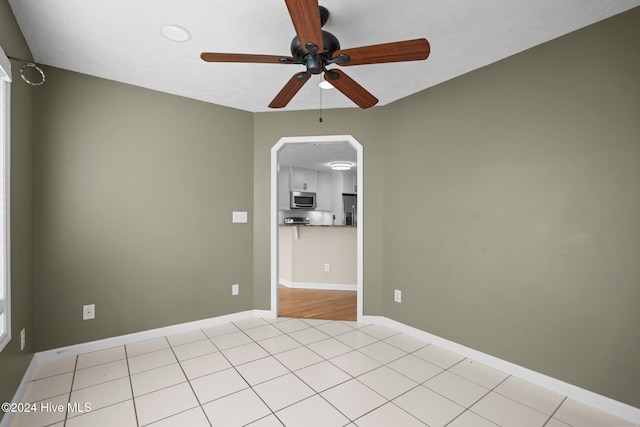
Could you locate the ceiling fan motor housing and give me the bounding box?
[290,30,341,74]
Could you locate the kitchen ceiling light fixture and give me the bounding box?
[330,162,352,171]
[161,24,192,42]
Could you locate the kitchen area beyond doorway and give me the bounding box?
[276,139,359,320]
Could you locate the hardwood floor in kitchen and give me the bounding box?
[278,284,357,321]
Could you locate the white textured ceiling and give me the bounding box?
[8,0,640,113]
[279,141,357,172]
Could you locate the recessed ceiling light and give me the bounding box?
[161,24,191,42]
[319,80,334,89]
[330,162,352,171]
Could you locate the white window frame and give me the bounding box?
[0,46,11,353]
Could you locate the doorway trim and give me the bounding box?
[270,135,363,322]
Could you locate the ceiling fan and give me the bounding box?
[200,0,430,109]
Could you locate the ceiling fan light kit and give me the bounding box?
[200,0,430,109]
[318,80,334,89]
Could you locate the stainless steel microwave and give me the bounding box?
[290,191,316,209]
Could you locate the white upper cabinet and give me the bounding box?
[278,167,291,210]
[316,172,332,211]
[290,168,317,192]
[342,171,356,193]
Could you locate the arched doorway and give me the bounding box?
[270,135,363,322]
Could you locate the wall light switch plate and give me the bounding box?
[20,328,25,351]
[232,211,248,223]
[83,304,95,320]
[394,289,402,303]
[232,284,239,295]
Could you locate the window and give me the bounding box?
[0,46,11,352]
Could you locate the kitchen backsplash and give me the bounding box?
[279,210,337,225]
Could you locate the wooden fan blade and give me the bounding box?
[269,72,311,108]
[324,69,378,109]
[285,0,323,52]
[333,38,430,66]
[200,52,295,63]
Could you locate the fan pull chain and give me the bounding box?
[319,84,323,123]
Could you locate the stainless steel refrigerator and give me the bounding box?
[342,193,357,226]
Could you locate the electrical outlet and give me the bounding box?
[324,263,331,272]
[20,328,25,351]
[394,289,402,303]
[83,304,95,320]
[232,284,239,295]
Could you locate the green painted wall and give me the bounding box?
[380,9,640,406]
[34,67,255,350]
[0,0,36,419]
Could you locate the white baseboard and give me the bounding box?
[280,279,356,291]
[253,309,275,318]
[36,310,264,364]
[363,315,640,425]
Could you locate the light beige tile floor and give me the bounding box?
[8,317,639,427]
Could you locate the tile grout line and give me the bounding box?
[128,333,222,426]
[492,377,569,424]
[53,354,142,425]
[281,330,357,424]
[234,318,341,423]
[259,321,352,426]
[360,342,509,427]
[542,396,568,427]
[123,344,141,427]
[343,323,478,425]
[163,331,214,427]
[350,334,443,421]
[287,321,419,425]
[442,373,510,427]
[237,318,376,424]
[213,321,283,424]
[327,324,412,416]
[350,380,423,425]
[62,355,79,426]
